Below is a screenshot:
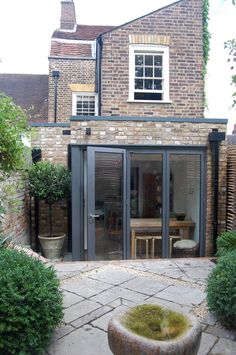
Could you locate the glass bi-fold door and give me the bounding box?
[87,147,126,260]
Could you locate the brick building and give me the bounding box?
[32,0,227,261]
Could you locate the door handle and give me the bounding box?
[88,213,100,224]
[89,213,100,218]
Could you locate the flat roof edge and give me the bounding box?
[70,116,228,124]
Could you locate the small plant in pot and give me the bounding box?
[28,161,71,259]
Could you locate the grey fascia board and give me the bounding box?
[70,116,228,124]
[30,123,70,127]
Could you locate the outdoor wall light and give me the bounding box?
[86,127,91,135]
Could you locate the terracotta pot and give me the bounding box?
[38,233,66,259]
[108,305,202,355]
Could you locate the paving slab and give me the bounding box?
[48,325,112,355]
[62,278,113,298]
[197,332,218,355]
[71,305,112,328]
[63,299,101,324]
[155,284,205,307]
[121,276,169,296]
[210,337,236,355]
[179,267,212,284]
[88,267,136,285]
[205,325,236,341]
[92,304,129,331]
[63,290,84,308]
[144,296,191,314]
[51,323,76,341]
[90,285,148,305]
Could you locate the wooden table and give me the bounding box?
[130,218,196,258]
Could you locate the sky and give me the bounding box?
[0,0,236,132]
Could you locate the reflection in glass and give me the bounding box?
[95,153,123,260]
[169,155,200,258]
[130,154,163,259]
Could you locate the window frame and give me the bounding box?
[128,44,170,103]
[72,92,98,116]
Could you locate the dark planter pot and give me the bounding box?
[108,306,202,355]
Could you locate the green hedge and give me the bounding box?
[207,250,236,329]
[0,248,63,354]
[216,230,236,257]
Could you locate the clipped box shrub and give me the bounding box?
[216,230,236,257]
[0,248,63,354]
[206,250,236,329]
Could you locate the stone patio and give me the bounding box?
[46,258,236,355]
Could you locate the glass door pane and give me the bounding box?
[130,153,163,259]
[87,148,125,260]
[169,154,201,258]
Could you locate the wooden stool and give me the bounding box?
[151,236,162,258]
[134,236,153,259]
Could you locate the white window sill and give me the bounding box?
[127,100,172,104]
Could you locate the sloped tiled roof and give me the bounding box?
[52,24,116,41]
[0,74,48,122]
[50,41,92,57]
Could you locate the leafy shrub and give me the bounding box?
[0,248,63,354]
[216,230,236,257]
[206,250,236,329]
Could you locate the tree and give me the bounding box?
[224,1,236,107]
[0,94,30,174]
[0,94,30,239]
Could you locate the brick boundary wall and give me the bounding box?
[0,173,30,245]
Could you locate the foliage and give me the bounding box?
[216,230,236,257]
[202,0,211,79]
[0,94,30,174]
[123,304,188,341]
[224,38,236,107]
[206,250,236,329]
[0,247,63,354]
[28,161,71,236]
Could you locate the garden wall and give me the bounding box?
[0,173,30,245]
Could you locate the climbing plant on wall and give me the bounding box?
[202,0,210,80]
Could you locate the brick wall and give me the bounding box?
[48,59,95,122]
[101,0,204,117]
[0,174,30,245]
[32,118,227,256]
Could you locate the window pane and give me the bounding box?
[134,92,162,100]
[135,67,143,77]
[145,67,153,77]
[154,80,162,90]
[76,95,96,115]
[135,55,143,65]
[135,79,143,89]
[144,79,153,90]
[154,55,162,66]
[145,55,153,66]
[154,68,162,77]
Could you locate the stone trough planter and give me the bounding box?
[108,305,202,355]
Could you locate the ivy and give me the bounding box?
[202,0,211,80]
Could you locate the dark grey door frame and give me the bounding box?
[87,147,127,260]
[71,144,206,260]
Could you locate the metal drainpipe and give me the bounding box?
[208,129,226,255]
[52,70,60,123]
[96,35,103,116]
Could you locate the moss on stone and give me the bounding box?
[122,305,189,341]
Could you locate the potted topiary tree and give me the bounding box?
[28,161,71,259]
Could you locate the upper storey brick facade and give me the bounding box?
[48,0,204,122]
